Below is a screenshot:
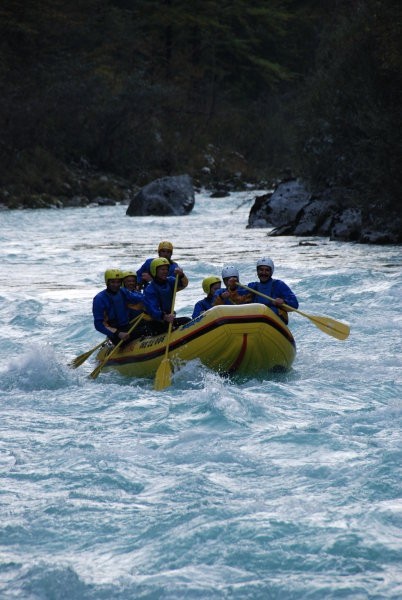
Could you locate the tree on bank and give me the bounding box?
[0,0,401,219]
[292,0,402,216]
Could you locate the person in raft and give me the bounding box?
[121,270,151,323]
[121,270,140,292]
[144,257,191,335]
[247,257,298,323]
[92,269,150,345]
[191,276,222,318]
[212,265,254,306]
[136,240,180,289]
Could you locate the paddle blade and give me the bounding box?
[308,315,350,340]
[154,358,172,390]
[89,364,103,380]
[69,340,105,369]
[70,349,95,368]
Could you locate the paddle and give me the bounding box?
[238,283,350,340]
[89,314,144,380]
[69,339,107,369]
[154,274,179,391]
[70,314,144,369]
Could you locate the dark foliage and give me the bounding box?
[0,0,400,214]
[291,0,402,214]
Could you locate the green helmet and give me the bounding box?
[202,276,221,295]
[150,257,170,277]
[121,270,136,280]
[104,269,122,284]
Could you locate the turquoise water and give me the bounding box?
[1,192,401,599]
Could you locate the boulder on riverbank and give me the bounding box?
[247,179,402,245]
[126,174,195,217]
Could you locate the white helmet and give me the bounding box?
[221,265,239,279]
[256,257,274,274]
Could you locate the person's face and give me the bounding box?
[107,278,122,292]
[159,248,172,260]
[224,276,238,289]
[156,265,169,280]
[123,276,137,290]
[210,282,221,295]
[257,266,272,281]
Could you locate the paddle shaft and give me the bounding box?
[154,274,180,390]
[238,282,350,340]
[71,314,144,368]
[163,273,180,359]
[89,313,144,379]
[238,282,299,314]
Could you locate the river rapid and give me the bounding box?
[1,191,401,599]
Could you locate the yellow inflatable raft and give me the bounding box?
[96,304,296,378]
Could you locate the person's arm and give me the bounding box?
[169,261,180,277]
[122,288,145,305]
[227,279,253,304]
[136,258,153,285]
[121,287,150,318]
[143,284,165,321]
[273,280,299,309]
[249,282,266,304]
[212,289,226,306]
[174,267,188,290]
[230,289,253,304]
[92,293,117,337]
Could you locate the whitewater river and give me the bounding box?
[1,191,401,599]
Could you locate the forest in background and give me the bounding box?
[0,0,401,216]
